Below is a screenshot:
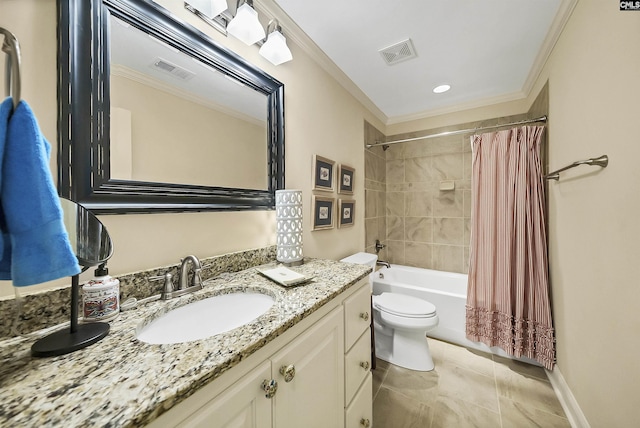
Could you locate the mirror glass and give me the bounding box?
[57,0,285,214]
[109,15,268,189]
[60,198,113,267]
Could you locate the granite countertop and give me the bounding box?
[0,258,370,427]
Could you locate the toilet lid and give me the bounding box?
[374,293,436,318]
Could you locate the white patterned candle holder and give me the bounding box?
[276,189,304,266]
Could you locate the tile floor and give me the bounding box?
[372,338,571,428]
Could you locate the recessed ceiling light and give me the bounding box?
[433,84,451,94]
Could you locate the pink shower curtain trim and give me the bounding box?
[465,125,556,370]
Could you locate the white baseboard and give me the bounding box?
[545,366,591,428]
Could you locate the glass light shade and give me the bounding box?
[186,0,228,18]
[275,190,303,266]
[259,30,293,65]
[226,3,265,45]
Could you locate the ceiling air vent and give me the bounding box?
[378,39,417,66]
[150,57,196,81]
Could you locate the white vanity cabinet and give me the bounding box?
[149,278,371,428]
[177,308,343,428]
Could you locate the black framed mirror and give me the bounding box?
[57,0,285,214]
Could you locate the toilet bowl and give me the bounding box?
[373,292,439,371]
[340,252,439,372]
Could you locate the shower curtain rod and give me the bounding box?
[366,116,547,149]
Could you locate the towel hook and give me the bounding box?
[1,27,21,109]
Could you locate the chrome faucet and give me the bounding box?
[179,255,202,290]
[376,260,391,268]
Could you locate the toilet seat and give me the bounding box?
[373,293,436,318]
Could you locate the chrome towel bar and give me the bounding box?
[1,27,21,109]
[545,155,608,181]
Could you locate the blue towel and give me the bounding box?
[0,98,13,261]
[0,99,81,286]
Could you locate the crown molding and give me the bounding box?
[385,90,529,126]
[522,0,579,96]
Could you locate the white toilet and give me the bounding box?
[340,252,439,372]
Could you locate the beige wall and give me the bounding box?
[0,0,382,297]
[532,1,640,426]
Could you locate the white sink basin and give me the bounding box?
[136,292,275,344]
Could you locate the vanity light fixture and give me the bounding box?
[433,84,451,94]
[259,19,293,65]
[185,0,228,19]
[185,0,293,65]
[227,0,265,46]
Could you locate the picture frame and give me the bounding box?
[312,196,335,230]
[338,164,355,194]
[313,155,335,192]
[338,199,355,228]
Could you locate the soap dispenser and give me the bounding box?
[82,263,120,322]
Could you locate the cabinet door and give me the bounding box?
[271,307,344,428]
[178,361,272,428]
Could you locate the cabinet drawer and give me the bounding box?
[344,282,371,351]
[345,373,372,428]
[344,329,371,406]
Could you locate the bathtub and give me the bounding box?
[370,264,538,363]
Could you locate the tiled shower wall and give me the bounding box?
[363,83,548,274]
[364,123,387,259]
[364,120,473,273]
[382,128,473,273]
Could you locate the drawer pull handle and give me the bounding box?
[261,379,278,398]
[360,418,371,427]
[359,312,369,321]
[279,364,296,382]
[360,361,370,371]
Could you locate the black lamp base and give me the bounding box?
[31,273,110,358]
[31,322,110,357]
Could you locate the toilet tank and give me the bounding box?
[340,252,378,269]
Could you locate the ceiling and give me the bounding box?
[270,0,572,124]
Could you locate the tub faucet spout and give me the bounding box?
[376,260,391,268]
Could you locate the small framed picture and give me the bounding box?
[338,199,355,228]
[313,155,335,192]
[312,196,335,230]
[338,164,355,194]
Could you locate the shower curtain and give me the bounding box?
[465,125,555,369]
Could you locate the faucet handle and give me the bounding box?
[149,273,174,299]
